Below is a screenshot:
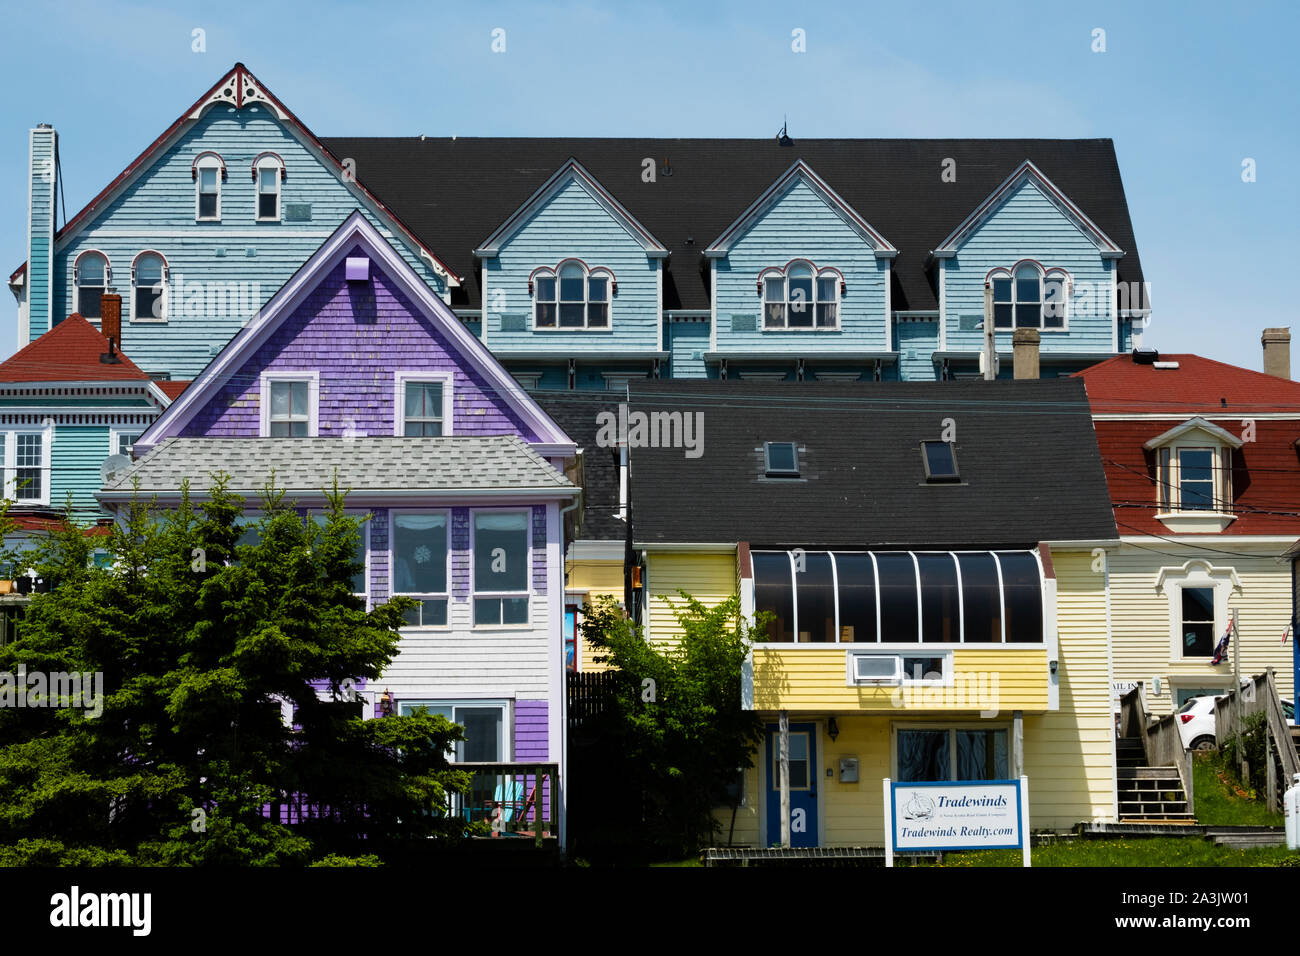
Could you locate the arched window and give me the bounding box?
[531,260,613,330]
[133,252,167,322]
[73,251,110,319]
[760,260,842,329]
[193,152,225,220]
[253,153,285,221]
[989,261,1068,330]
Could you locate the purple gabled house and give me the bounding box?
[97,210,580,847]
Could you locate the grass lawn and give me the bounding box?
[1192,752,1284,827]
[921,838,1296,867]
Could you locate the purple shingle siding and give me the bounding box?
[531,505,547,594]
[180,247,541,442]
[451,507,470,602]
[514,700,549,761]
[368,509,389,602]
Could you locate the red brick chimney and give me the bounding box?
[100,290,122,349]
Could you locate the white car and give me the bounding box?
[1176,693,1296,750]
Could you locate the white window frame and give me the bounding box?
[1157,443,1231,515]
[389,509,452,628]
[393,371,454,437]
[530,260,614,331]
[253,154,285,222]
[847,649,954,687]
[2,426,53,506]
[988,260,1071,333]
[759,260,842,331]
[308,508,370,607]
[1164,569,1230,663]
[109,428,144,458]
[259,370,320,437]
[891,722,1014,782]
[194,153,224,222]
[396,698,512,762]
[469,509,533,628]
[72,250,111,323]
[131,251,168,324]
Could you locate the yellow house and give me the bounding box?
[628,379,1121,847]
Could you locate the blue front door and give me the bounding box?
[765,722,818,847]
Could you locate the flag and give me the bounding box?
[1284,622,1293,646]
[1210,621,1232,666]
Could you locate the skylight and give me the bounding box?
[764,442,799,477]
[922,440,959,482]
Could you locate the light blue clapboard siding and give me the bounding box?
[668,321,709,379]
[28,129,57,339]
[484,177,659,354]
[895,320,939,381]
[49,425,115,516]
[47,106,446,377]
[943,179,1115,355]
[714,178,889,355]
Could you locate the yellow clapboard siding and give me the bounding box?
[646,551,738,645]
[567,557,625,672]
[752,646,1049,713]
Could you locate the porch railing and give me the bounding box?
[457,762,559,848]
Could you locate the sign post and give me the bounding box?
[886,776,1030,867]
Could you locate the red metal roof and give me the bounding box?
[1074,353,1300,415]
[1078,354,1300,536]
[0,313,150,383]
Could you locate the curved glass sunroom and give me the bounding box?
[751,550,1044,644]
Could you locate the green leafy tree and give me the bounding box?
[0,478,474,865]
[579,592,765,859]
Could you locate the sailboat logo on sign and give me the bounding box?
[902,791,935,822]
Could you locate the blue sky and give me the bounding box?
[2,0,1296,368]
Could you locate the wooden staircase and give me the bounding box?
[1116,738,1196,823]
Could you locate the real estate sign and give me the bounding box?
[884,776,1030,866]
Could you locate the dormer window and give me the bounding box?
[253,153,285,221]
[193,152,225,221]
[921,440,959,482]
[760,260,842,330]
[531,260,613,330]
[73,251,110,319]
[764,441,799,477]
[988,261,1069,331]
[1144,417,1242,532]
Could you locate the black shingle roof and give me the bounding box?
[536,391,627,542]
[318,137,1143,313]
[623,378,1117,549]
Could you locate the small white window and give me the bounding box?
[2,429,52,505]
[1157,445,1231,514]
[132,252,167,322]
[110,429,143,458]
[253,154,284,221]
[194,153,225,220]
[73,251,110,319]
[393,372,453,437]
[259,372,318,437]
